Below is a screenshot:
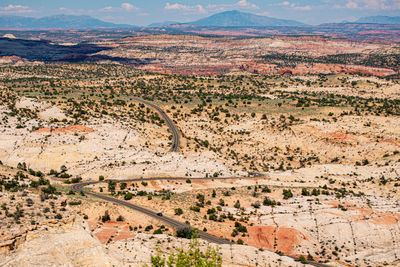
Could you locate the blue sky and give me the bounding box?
[0,0,399,25]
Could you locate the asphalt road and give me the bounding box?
[70,99,329,266]
[69,90,180,152]
[71,180,230,245]
[133,98,180,152]
[71,177,329,266]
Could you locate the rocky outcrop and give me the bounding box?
[106,233,314,267]
[0,222,314,267]
[0,223,119,267]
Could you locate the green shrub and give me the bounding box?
[150,238,222,266]
[124,192,133,200]
[175,208,183,215]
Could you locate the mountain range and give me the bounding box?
[189,10,306,27]
[0,12,399,30]
[0,14,130,29]
[355,16,400,25]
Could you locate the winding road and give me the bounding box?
[71,98,329,266]
[133,98,180,152]
[72,178,231,245]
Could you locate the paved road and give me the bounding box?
[71,177,329,266]
[133,98,180,152]
[71,179,230,245]
[70,99,329,266]
[69,90,180,152]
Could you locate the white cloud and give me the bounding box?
[0,4,32,14]
[165,0,259,15]
[207,0,259,12]
[346,1,359,8]
[100,6,114,12]
[236,0,259,9]
[165,3,190,10]
[343,0,400,10]
[271,1,312,10]
[275,2,313,11]
[121,3,138,11]
[165,3,207,14]
[293,5,313,10]
[99,3,139,12]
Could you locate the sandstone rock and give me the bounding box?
[106,233,314,267]
[38,106,67,121]
[15,97,51,112]
[0,223,120,267]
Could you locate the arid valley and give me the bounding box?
[0,6,400,267]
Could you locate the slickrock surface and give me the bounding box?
[1,223,120,267]
[1,222,314,267]
[107,233,314,267]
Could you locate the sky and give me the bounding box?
[0,0,399,25]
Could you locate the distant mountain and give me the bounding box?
[0,15,132,29]
[190,10,306,27]
[149,21,179,27]
[355,16,400,25]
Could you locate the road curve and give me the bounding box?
[70,99,329,267]
[71,179,230,245]
[71,177,329,266]
[69,90,180,152]
[133,98,180,152]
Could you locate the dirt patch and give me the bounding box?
[369,214,398,225]
[247,226,305,255]
[188,30,260,37]
[381,139,400,148]
[310,127,358,145]
[95,227,118,244]
[192,180,209,187]
[113,225,135,242]
[276,227,307,255]
[34,125,94,134]
[247,225,275,251]
[325,201,355,208]
[150,180,162,190]
[324,200,340,208]
[348,206,373,218]
[91,221,135,244]
[324,132,357,143]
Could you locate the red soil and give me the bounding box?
[90,221,135,244]
[95,227,118,244]
[34,125,94,134]
[247,225,275,250]
[150,180,162,190]
[247,225,306,255]
[192,180,209,187]
[358,30,394,35]
[188,30,259,37]
[325,201,355,209]
[324,200,340,208]
[369,213,398,225]
[324,202,399,226]
[325,132,357,142]
[310,127,357,144]
[348,206,372,217]
[381,139,400,147]
[245,62,395,77]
